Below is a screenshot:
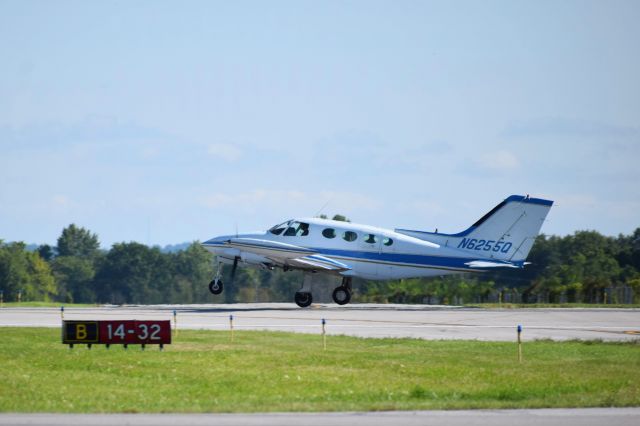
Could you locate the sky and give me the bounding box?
[1,0,639,248]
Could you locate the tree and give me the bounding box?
[94,242,173,304]
[52,256,96,303]
[37,244,55,261]
[173,243,215,303]
[57,224,100,258]
[0,242,56,301]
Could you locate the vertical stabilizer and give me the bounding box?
[396,195,553,262]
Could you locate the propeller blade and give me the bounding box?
[230,256,239,284]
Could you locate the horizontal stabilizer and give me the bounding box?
[465,260,520,269]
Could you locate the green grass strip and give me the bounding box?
[1,328,638,413]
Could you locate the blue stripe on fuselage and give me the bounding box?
[202,241,519,270]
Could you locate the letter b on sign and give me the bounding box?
[63,321,98,343]
[76,324,87,340]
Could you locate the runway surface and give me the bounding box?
[1,408,639,426]
[1,303,639,341]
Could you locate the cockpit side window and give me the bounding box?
[383,237,393,246]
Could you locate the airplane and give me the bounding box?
[201,194,553,307]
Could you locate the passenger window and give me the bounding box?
[364,234,377,244]
[322,228,336,239]
[343,231,357,242]
[383,237,393,246]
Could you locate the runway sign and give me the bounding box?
[62,320,171,348]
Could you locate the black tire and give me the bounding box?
[332,287,351,305]
[294,292,313,308]
[209,279,223,295]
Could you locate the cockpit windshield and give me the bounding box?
[269,220,310,237]
[268,220,291,235]
[283,221,310,237]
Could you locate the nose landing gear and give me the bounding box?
[209,261,224,295]
[208,257,239,296]
[209,278,223,295]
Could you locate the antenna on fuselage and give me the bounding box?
[314,197,333,218]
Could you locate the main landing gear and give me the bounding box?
[294,291,313,308]
[294,273,314,307]
[332,277,352,305]
[293,275,354,308]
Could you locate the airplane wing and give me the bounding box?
[288,255,351,272]
[224,238,317,259]
[222,238,351,272]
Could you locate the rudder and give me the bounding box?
[396,195,553,262]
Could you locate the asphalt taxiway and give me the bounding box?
[1,303,638,341]
[1,408,639,426]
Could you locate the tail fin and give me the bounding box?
[396,195,553,262]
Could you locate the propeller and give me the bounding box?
[230,256,239,285]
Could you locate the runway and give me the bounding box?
[1,303,639,341]
[1,408,639,426]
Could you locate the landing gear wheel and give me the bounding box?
[332,287,351,305]
[209,279,223,295]
[294,292,313,308]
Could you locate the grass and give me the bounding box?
[0,327,639,413]
[465,303,640,309]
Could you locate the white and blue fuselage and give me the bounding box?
[202,195,553,307]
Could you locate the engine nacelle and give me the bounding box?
[240,251,270,266]
[216,252,272,269]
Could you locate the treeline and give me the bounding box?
[1,224,639,305]
[357,229,640,304]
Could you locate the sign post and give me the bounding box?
[517,324,523,363]
[173,310,177,337]
[322,318,327,350]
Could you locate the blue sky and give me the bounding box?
[1,0,639,247]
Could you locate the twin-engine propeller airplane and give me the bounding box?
[202,194,553,307]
